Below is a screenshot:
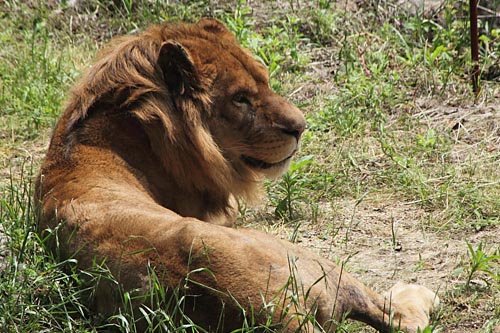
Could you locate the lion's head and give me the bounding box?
[195,20,306,179]
[52,18,305,222]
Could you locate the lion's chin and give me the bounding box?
[241,154,293,178]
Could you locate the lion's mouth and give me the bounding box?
[242,151,296,170]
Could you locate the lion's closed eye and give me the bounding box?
[233,94,252,107]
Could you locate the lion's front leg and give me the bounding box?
[382,283,439,333]
[333,275,439,333]
[168,225,438,333]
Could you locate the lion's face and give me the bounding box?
[209,65,305,178]
[196,26,306,179]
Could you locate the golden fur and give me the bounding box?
[36,19,437,332]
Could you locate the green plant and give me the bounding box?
[268,155,314,223]
[224,8,308,81]
[222,0,254,44]
[102,264,211,333]
[309,103,364,137]
[462,242,500,290]
[416,128,438,150]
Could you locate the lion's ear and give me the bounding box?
[158,41,199,95]
[196,18,235,40]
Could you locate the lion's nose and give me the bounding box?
[280,107,306,141]
[267,95,307,141]
[274,118,306,142]
[282,125,305,141]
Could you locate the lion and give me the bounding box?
[35,18,438,333]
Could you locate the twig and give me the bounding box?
[357,47,371,77]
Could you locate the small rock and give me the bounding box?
[0,225,10,275]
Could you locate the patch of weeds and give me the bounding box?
[401,2,469,67]
[416,128,438,150]
[258,15,309,76]
[453,242,500,291]
[373,119,461,213]
[389,1,471,94]
[307,75,398,138]
[289,133,350,198]
[267,155,316,224]
[308,100,365,137]
[92,251,331,332]
[97,264,209,333]
[222,4,308,86]
[479,21,500,65]
[299,3,359,47]
[0,10,79,142]
[420,325,443,333]
[465,214,500,233]
[221,1,254,45]
[371,117,500,231]
[157,1,214,25]
[483,317,500,333]
[453,181,500,231]
[69,0,212,31]
[0,162,93,332]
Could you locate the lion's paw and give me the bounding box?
[385,283,439,333]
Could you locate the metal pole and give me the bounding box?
[469,0,480,95]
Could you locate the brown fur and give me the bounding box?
[36,19,437,332]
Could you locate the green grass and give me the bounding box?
[1,0,500,332]
[0,8,74,142]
